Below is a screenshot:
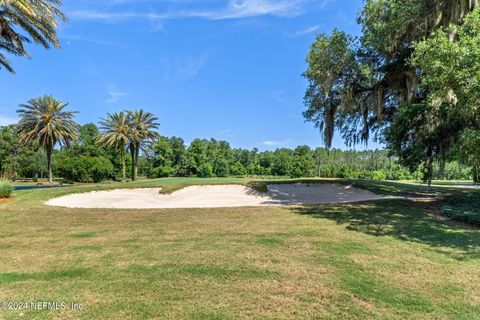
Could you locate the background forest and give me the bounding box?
[0,123,472,183]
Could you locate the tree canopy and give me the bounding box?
[16,95,78,183]
[304,0,480,183]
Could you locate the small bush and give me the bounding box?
[197,163,213,178]
[229,162,247,176]
[371,170,387,180]
[386,168,414,180]
[57,156,114,183]
[214,160,229,177]
[0,182,13,198]
[151,165,176,178]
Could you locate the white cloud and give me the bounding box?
[148,19,165,32]
[272,90,289,103]
[203,0,307,20]
[160,51,211,80]
[176,54,209,79]
[262,139,292,147]
[217,129,239,139]
[0,114,18,126]
[106,85,128,104]
[60,34,127,48]
[288,25,320,37]
[68,0,331,22]
[68,11,163,22]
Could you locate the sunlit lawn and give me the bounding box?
[0,178,479,319]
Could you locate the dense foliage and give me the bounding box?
[1,120,475,183]
[303,0,480,184]
[459,129,480,183]
[55,123,122,182]
[142,136,466,180]
[3,99,477,184]
[56,155,114,183]
[0,125,47,179]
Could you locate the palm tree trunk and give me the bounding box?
[134,146,140,181]
[46,146,53,184]
[130,143,136,181]
[121,149,126,182]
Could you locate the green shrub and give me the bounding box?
[0,182,13,198]
[197,163,213,178]
[355,170,372,179]
[214,159,229,177]
[151,165,176,178]
[371,170,387,180]
[229,162,247,176]
[56,156,114,183]
[337,166,353,178]
[386,167,414,180]
[441,191,480,226]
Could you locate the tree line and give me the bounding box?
[0,95,474,182]
[143,137,408,180]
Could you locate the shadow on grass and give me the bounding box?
[293,199,480,260]
[249,178,476,198]
[342,179,480,199]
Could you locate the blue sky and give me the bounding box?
[0,0,381,150]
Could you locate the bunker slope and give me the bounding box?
[45,183,386,209]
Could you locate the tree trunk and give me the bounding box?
[130,143,136,181]
[12,146,17,181]
[134,146,140,181]
[473,165,479,184]
[121,149,126,182]
[47,146,53,184]
[439,158,446,180]
[426,156,433,192]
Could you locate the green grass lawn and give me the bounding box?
[0,178,479,319]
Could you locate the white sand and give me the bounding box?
[45,183,386,209]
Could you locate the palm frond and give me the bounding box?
[127,109,161,148]
[97,112,131,151]
[16,95,79,149]
[0,0,65,73]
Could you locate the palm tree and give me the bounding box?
[17,95,78,183]
[0,0,66,73]
[98,112,131,182]
[127,110,160,181]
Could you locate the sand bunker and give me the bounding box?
[45,183,386,209]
